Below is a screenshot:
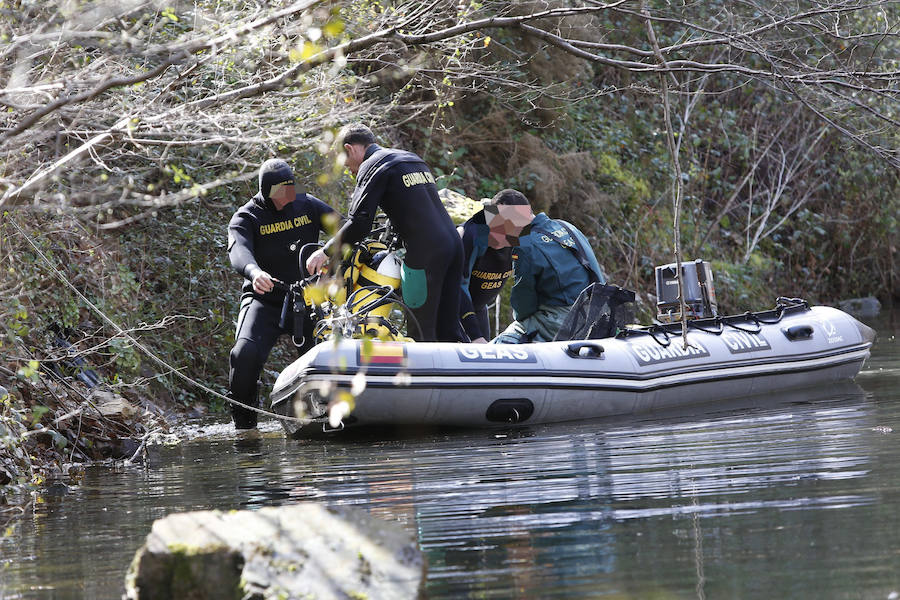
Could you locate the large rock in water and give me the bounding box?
[837,296,881,319]
[124,503,424,600]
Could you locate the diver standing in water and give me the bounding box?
[227,159,337,429]
[306,124,466,342]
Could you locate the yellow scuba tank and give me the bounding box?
[347,241,402,322]
[304,236,408,342]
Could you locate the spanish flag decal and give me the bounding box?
[359,341,407,366]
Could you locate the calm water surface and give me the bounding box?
[1,312,898,599]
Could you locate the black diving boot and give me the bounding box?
[230,386,259,430]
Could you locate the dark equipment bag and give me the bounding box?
[553,283,636,341]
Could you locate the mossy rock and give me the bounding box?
[124,504,424,600]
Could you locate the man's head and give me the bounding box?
[337,123,377,175]
[484,189,534,249]
[259,158,296,210]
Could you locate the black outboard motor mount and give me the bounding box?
[655,259,717,323]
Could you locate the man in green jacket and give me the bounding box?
[484,189,606,344]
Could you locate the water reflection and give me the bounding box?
[1,317,898,599]
[258,381,884,599]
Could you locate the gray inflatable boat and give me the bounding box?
[270,299,875,436]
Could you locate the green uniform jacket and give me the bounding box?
[510,212,606,321]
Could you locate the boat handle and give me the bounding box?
[783,325,814,341]
[565,341,604,358]
[322,420,345,433]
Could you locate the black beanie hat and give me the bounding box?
[489,188,530,206]
[258,159,294,200]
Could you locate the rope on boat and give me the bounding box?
[618,296,811,348]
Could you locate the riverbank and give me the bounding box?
[0,373,188,511]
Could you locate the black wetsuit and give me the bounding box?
[325,145,465,342]
[228,189,335,428]
[459,211,513,340]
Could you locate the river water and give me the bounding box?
[1,311,898,599]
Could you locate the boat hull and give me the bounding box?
[270,304,875,435]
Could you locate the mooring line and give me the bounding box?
[5,213,309,425]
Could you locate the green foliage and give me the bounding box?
[430,145,469,191]
[16,360,40,383]
[28,405,49,427]
[594,153,651,206]
[108,337,141,375]
[711,257,778,312]
[404,4,898,311]
[0,387,37,495]
[167,164,192,185]
[475,174,508,201]
[3,298,29,341]
[113,195,239,403]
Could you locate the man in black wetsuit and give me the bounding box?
[306,124,465,342]
[227,158,338,429]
